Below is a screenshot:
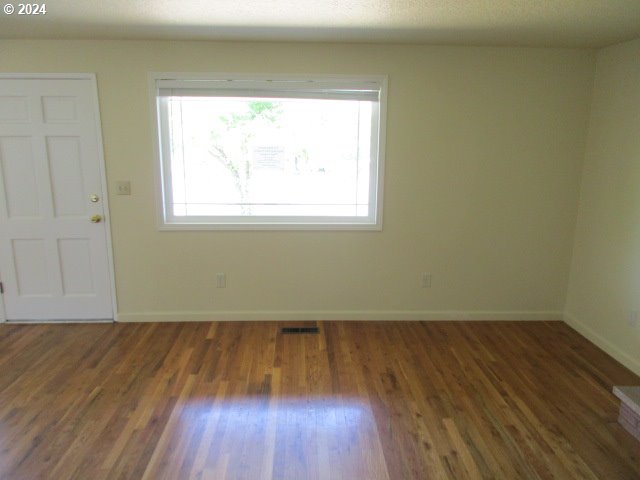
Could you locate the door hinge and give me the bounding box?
[0,282,3,294]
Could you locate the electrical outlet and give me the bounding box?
[216,273,226,289]
[628,310,639,328]
[116,181,131,195]
[421,273,432,288]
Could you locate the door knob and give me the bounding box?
[90,214,102,223]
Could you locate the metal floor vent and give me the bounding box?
[281,327,320,334]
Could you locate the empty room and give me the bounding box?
[0,1,639,478]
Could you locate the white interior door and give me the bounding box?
[0,76,114,321]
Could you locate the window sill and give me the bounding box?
[157,221,383,232]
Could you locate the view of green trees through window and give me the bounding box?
[166,96,373,218]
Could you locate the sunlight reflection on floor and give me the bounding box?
[158,395,389,479]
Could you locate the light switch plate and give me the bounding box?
[116,181,131,195]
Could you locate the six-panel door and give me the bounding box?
[0,77,113,320]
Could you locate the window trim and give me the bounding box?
[149,72,387,231]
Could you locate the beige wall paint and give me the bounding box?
[0,40,594,321]
[565,38,640,375]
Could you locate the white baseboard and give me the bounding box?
[116,309,563,323]
[564,311,640,376]
[6,319,114,324]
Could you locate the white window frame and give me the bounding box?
[149,73,387,231]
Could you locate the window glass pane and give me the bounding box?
[165,96,373,218]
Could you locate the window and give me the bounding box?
[151,74,386,229]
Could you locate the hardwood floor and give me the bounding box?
[0,321,637,479]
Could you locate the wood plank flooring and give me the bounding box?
[0,321,638,479]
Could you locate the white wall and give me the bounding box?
[0,40,594,321]
[565,38,640,375]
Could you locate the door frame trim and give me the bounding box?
[0,73,118,323]
[0,281,5,323]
